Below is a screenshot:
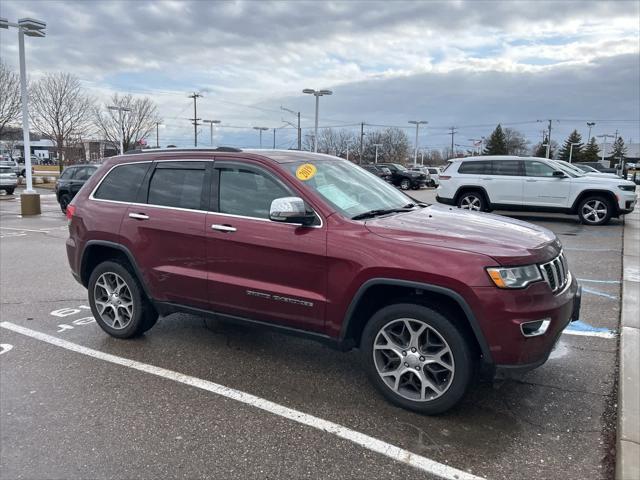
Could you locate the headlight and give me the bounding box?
[486,265,542,289]
[619,184,636,192]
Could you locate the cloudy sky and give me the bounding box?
[1,0,639,152]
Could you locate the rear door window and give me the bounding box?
[492,160,523,176]
[93,163,151,202]
[147,162,206,210]
[458,161,492,174]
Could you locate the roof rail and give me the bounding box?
[123,146,243,155]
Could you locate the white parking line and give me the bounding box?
[0,321,484,480]
[562,329,617,339]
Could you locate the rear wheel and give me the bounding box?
[457,191,485,211]
[59,193,71,212]
[361,303,473,414]
[578,195,613,226]
[5,187,14,195]
[400,178,411,190]
[88,260,158,338]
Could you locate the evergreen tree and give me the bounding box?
[532,135,557,158]
[609,137,627,167]
[582,137,600,162]
[483,124,508,155]
[558,130,583,162]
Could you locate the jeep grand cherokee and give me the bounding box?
[66,148,581,414]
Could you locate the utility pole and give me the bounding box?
[281,106,302,150]
[155,122,161,148]
[273,128,276,149]
[360,122,365,163]
[448,127,458,157]
[188,92,202,147]
[346,144,349,162]
[586,122,595,142]
[545,120,552,158]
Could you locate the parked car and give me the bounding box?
[55,164,99,212]
[0,165,17,195]
[66,148,581,414]
[0,160,21,177]
[574,162,618,175]
[425,166,442,186]
[377,162,427,190]
[556,160,618,178]
[362,164,393,183]
[436,155,636,225]
[408,166,433,186]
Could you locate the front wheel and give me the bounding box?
[400,178,411,190]
[361,303,473,415]
[578,196,613,226]
[59,193,71,212]
[5,187,15,195]
[88,260,158,338]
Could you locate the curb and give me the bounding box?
[616,199,640,480]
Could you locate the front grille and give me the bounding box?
[539,252,569,294]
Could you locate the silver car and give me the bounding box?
[0,165,18,195]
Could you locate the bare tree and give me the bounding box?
[0,62,22,138]
[303,128,358,157]
[30,72,94,170]
[504,128,530,156]
[362,127,411,164]
[94,94,161,153]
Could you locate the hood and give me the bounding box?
[572,175,629,185]
[365,204,561,265]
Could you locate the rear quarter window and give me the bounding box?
[458,161,492,174]
[93,162,151,202]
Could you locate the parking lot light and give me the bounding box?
[373,143,383,164]
[1,17,47,215]
[569,142,580,163]
[253,126,269,148]
[108,106,131,155]
[203,120,221,147]
[408,120,428,165]
[303,89,333,152]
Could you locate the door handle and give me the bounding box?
[211,224,237,233]
[128,213,149,220]
[526,179,538,182]
[481,177,493,180]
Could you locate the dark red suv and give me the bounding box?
[66,148,581,414]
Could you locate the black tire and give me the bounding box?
[20,169,26,177]
[59,193,71,212]
[5,187,14,195]
[400,178,411,190]
[361,303,473,415]
[456,190,486,212]
[577,195,613,226]
[88,260,158,338]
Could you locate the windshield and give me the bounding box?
[285,159,415,218]
[579,164,599,173]
[554,160,585,176]
[393,164,408,172]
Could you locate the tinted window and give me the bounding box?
[147,163,206,210]
[492,160,523,176]
[73,166,97,181]
[59,168,75,180]
[218,167,289,219]
[458,161,492,174]
[525,160,557,177]
[94,163,150,202]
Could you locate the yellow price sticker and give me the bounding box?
[296,163,317,181]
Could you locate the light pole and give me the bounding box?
[253,127,269,148]
[373,143,383,164]
[408,120,428,165]
[597,134,615,163]
[1,17,46,215]
[154,122,162,148]
[568,142,580,163]
[108,106,131,155]
[203,120,221,146]
[302,88,333,152]
[586,122,596,142]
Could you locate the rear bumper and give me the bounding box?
[435,195,455,206]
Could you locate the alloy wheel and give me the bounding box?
[373,318,455,402]
[582,199,608,224]
[460,195,481,211]
[400,179,411,190]
[93,272,134,329]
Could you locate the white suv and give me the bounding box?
[436,156,637,225]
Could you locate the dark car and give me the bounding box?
[362,164,393,183]
[377,162,427,190]
[575,162,618,175]
[56,164,99,212]
[65,148,580,414]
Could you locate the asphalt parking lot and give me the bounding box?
[0,188,624,480]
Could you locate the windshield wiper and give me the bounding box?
[351,206,415,220]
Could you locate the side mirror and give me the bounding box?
[269,197,316,226]
[552,170,566,177]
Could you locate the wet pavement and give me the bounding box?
[0,188,623,479]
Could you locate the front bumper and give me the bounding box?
[470,274,580,371]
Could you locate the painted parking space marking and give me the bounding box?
[0,321,483,480]
[0,344,13,355]
[563,320,616,339]
[582,286,618,300]
[577,278,621,284]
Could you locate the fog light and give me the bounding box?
[520,318,551,337]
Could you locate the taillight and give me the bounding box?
[66,204,76,223]
[439,175,451,180]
